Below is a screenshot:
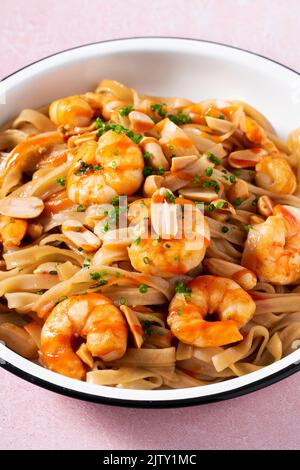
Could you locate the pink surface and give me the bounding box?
[1,0,300,450]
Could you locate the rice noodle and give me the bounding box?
[1,81,300,390]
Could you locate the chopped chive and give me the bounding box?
[168,109,190,125]
[143,166,153,177]
[98,122,143,144]
[110,197,119,207]
[90,279,108,288]
[165,191,176,203]
[119,105,133,117]
[151,103,166,118]
[49,270,58,275]
[56,177,66,186]
[75,161,93,175]
[93,164,102,171]
[202,180,219,193]
[95,117,105,130]
[243,224,254,232]
[216,200,225,209]
[221,226,229,233]
[205,167,213,177]
[139,284,148,294]
[134,236,141,245]
[206,203,215,212]
[207,152,221,165]
[158,166,165,176]
[102,221,109,232]
[232,198,244,207]
[76,204,85,212]
[144,151,152,160]
[193,175,200,184]
[229,175,236,183]
[252,196,259,206]
[143,256,150,264]
[90,272,101,281]
[131,133,143,144]
[83,257,91,268]
[175,281,192,295]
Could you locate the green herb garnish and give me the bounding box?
[151,103,166,118]
[175,281,192,297]
[56,177,66,186]
[119,105,133,117]
[168,109,190,125]
[143,166,153,177]
[75,161,93,175]
[205,167,213,177]
[165,191,176,203]
[134,236,141,245]
[90,272,101,281]
[144,151,152,160]
[216,200,225,209]
[232,198,243,207]
[207,152,221,165]
[139,284,148,294]
[102,221,109,232]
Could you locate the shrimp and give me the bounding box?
[0,132,64,196]
[40,293,128,380]
[67,130,144,205]
[167,275,256,348]
[49,91,128,128]
[255,155,296,194]
[242,205,300,285]
[0,216,27,248]
[49,96,94,127]
[127,188,210,277]
[236,116,297,194]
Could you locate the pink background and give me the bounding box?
[1,0,300,450]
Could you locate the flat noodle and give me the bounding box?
[113,347,176,367]
[4,246,84,269]
[1,80,300,391]
[212,326,270,372]
[87,367,163,389]
[12,109,56,133]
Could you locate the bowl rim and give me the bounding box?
[1,36,300,408]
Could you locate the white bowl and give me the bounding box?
[1,38,300,407]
